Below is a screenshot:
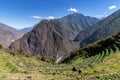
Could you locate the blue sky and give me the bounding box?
[0,0,120,29]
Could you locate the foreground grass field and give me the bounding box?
[0,47,120,80]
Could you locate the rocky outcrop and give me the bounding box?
[9,20,76,61]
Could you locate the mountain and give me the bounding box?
[9,20,77,62]
[9,13,99,61]
[20,27,34,34]
[0,23,22,48]
[62,32,120,63]
[58,13,100,40]
[74,9,120,47]
[21,13,99,40]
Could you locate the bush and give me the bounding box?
[93,70,99,74]
[9,51,16,56]
[72,66,78,71]
[41,56,54,63]
[0,44,2,49]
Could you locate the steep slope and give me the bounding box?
[9,20,76,61]
[9,13,99,61]
[62,31,120,63]
[60,32,120,79]
[20,13,99,40]
[0,23,22,48]
[74,9,120,47]
[59,13,99,40]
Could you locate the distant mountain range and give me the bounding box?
[0,23,22,48]
[20,26,34,34]
[74,9,120,47]
[9,13,99,62]
[6,9,120,62]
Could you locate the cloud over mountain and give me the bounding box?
[109,5,117,10]
[68,7,78,12]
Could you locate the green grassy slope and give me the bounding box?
[0,48,81,80]
[1,33,120,80]
[60,32,120,79]
[0,48,119,80]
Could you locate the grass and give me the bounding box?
[0,43,120,79]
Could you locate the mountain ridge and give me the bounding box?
[0,23,22,48]
[9,13,99,61]
[74,9,120,47]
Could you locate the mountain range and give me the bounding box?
[1,9,120,62]
[1,8,120,80]
[0,23,22,48]
[9,13,99,62]
[75,9,120,47]
[20,26,34,34]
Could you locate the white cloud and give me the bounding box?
[68,7,78,12]
[30,16,55,20]
[48,16,55,19]
[30,16,43,19]
[95,14,108,18]
[108,5,117,10]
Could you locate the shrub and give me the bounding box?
[95,76,100,79]
[78,69,82,74]
[93,70,99,74]
[41,56,54,63]
[9,51,16,56]
[17,50,23,54]
[72,66,78,71]
[0,44,2,49]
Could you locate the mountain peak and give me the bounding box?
[9,13,100,62]
[74,9,120,47]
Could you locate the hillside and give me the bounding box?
[0,23,22,48]
[74,9,120,47]
[60,31,120,79]
[1,32,120,79]
[62,31,120,62]
[58,13,99,40]
[9,20,77,62]
[9,13,99,62]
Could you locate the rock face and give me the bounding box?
[74,9,120,47]
[59,13,99,40]
[20,13,100,40]
[9,13,99,61]
[0,23,22,48]
[9,20,76,61]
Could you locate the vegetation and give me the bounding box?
[0,44,2,49]
[0,32,120,79]
[62,32,120,63]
